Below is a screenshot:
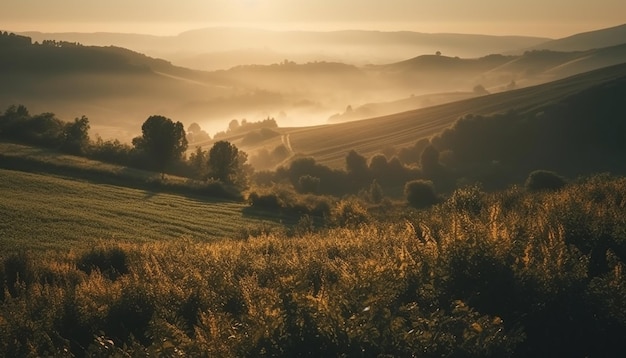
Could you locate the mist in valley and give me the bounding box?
[3,21,626,161]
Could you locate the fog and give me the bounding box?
[2,26,626,147]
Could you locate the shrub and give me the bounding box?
[405,180,439,208]
[248,192,284,211]
[2,252,36,297]
[446,184,485,215]
[77,246,129,280]
[329,199,370,227]
[525,170,566,192]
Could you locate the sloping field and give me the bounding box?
[0,168,281,252]
[286,62,626,168]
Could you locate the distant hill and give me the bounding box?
[16,28,550,70]
[529,23,626,52]
[3,29,626,147]
[325,46,626,124]
[0,33,291,140]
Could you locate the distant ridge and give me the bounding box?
[531,23,626,52]
[15,28,550,70]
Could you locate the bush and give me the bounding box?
[329,199,370,227]
[405,180,439,208]
[248,192,284,211]
[2,252,36,298]
[77,246,129,280]
[525,170,566,192]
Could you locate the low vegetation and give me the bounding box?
[1,175,625,356]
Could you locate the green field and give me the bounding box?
[0,168,282,252]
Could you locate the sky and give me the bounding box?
[1,0,625,38]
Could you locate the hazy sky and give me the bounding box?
[2,0,625,38]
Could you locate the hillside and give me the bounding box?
[530,22,626,51]
[0,143,287,251]
[0,33,290,140]
[284,62,626,168]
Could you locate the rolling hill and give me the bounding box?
[3,26,626,148]
[281,62,626,168]
[530,23,626,52]
[0,33,292,140]
[0,142,288,251]
[326,44,626,124]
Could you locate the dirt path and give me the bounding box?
[281,133,294,155]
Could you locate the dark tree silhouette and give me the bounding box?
[346,150,369,186]
[61,116,90,154]
[207,141,250,187]
[132,115,187,177]
[188,146,207,179]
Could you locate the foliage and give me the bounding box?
[60,115,90,155]
[207,141,251,188]
[132,115,188,176]
[345,149,369,185]
[214,117,278,140]
[247,186,332,218]
[282,157,352,196]
[2,176,626,356]
[187,146,207,179]
[525,169,567,192]
[368,179,385,204]
[328,199,370,228]
[241,127,280,146]
[0,106,65,147]
[249,144,290,170]
[429,76,626,189]
[88,137,133,166]
[297,175,321,194]
[405,179,439,208]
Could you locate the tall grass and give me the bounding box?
[1,175,625,356]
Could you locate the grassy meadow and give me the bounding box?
[0,167,285,252]
[2,172,626,356]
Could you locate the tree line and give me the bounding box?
[0,105,251,190]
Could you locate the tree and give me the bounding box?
[207,141,250,187]
[345,150,369,186]
[61,116,90,154]
[188,146,207,179]
[132,115,187,177]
